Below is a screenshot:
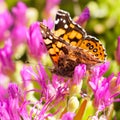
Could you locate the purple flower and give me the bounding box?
[90,69,120,111]
[11,2,28,47]
[43,18,54,30]
[93,75,113,110]
[0,39,15,74]
[0,83,30,120]
[115,36,120,64]
[11,25,27,46]
[109,72,120,97]
[76,7,90,26]
[0,2,13,40]
[44,0,61,17]
[0,85,7,101]
[20,65,35,87]
[89,62,113,110]
[21,63,68,100]
[89,62,110,90]
[73,64,86,85]
[21,63,69,119]
[27,22,47,58]
[61,112,75,120]
[12,2,27,25]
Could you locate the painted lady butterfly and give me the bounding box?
[40,10,107,77]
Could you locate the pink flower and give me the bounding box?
[61,112,75,120]
[11,2,28,47]
[43,18,54,30]
[76,7,90,26]
[11,25,27,46]
[0,39,14,74]
[73,64,86,85]
[21,63,69,119]
[89,62,110,90]
[12,2,27,25]
[89,63,120,111]
[44,0,61,17]
[0,6,13,40]
[0,85,7,101]
[0,83,30,120]
[115,36,120,64]
[27,22,47,58]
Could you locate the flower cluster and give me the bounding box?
[1,1,120,120]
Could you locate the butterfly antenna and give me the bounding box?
[40,22,49,39]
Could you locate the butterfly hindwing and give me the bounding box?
[79,36,106,61]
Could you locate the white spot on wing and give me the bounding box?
[64,24,68,29]
[49,35,53,40]
[60,18,63,21]
[55,19,59,24]
[63,19,66,23]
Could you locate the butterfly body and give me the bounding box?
[40,10,106,77]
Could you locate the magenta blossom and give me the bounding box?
[12,2,27,25]
[44,0,61,17]
[0,85,7,101]
[0,4,13,40]
[43,18,54,30]
[21,63,69,119]
[11,2,28,47]
[21,63,68,101]
[27,22,47,58]
[73,64,86,85]
[11,25,27,46]
[61,112,75,120]
[115,36,120,64]
[0,39,14,74]
[89,63,120,111]
[76,7,90,26]
[89,61,110,90]
[0,83,30,120]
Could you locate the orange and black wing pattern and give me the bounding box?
[54,10,106,61]
[40,23,69,65]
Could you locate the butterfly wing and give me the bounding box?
[79,36,106,61]
[54,10,86,46]
[40,23,69,64]
[55,10,106,61]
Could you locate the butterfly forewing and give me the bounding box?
[40,23,70,64]
[54,10,86,46]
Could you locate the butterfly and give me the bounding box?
[40,10,107,77]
